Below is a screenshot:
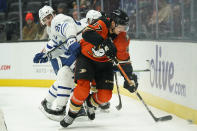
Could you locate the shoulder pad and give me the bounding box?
[99,18,110,28]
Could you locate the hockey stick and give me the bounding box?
[43,43,64,58]
[135,92,172,122]
[133,69,150,72]
[112,58,173,122]
[114,72,122,110]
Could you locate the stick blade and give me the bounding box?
[157,115,173,122]
[116,104,122,110]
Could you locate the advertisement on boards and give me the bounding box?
[131,41,197,109]
[0,42,55,80]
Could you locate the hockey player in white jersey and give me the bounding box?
[33,5,82,121]
[80,9,102,27]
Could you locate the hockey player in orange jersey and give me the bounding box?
[60,9,138,127]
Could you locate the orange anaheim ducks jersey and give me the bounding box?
[113,32,130,61]
[80,19,130,62]
[80,19,109,62]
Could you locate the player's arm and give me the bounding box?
[33,39,63,63]
[118,50,138,93]
[40,22,81,60]
[61,22,80,56]
[82,27,104,48]
[82,18,110,48]
[114,32,137,93]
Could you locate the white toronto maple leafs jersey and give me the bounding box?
[44,14,81,53]
[79,18,88,28]
[43,14,83,73]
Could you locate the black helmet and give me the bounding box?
[110,9,129,26]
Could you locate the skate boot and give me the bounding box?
[60,111,77,128]
[76,106,87,117]
[99,102,110,112]
[51,104,66,115]
[99,102,110,110]
[40,99,51,112]
[40,99,66,115]
[84,97,95,120]
[39,99,66,121]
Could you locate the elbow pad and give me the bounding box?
[82,30,104,47]
[69,41,81,56]
[65,37,81,56]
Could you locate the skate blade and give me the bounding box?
[100,109,110,113]
[98,107,110,113]
[39,106,64,122]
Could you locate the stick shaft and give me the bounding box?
[114,61,135,86]
[115,72,122,110]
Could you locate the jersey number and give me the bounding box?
[55,24,61,32]
[92,23,102,31]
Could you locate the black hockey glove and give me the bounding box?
[124,73,138,93]
[101,38,117,59]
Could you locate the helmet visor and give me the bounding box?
[116,25,129,32]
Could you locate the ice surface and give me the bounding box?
[0,87,197,131]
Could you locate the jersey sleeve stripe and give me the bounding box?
[46,44,53,49]
[52,39,59,45]
[58,86,72,90]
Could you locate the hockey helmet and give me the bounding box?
[86,10,102,24]
[110,9,129,26]
[39,5,54,25]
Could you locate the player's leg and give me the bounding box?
[40,58,60,112]
[90,80,97,93]
[53,66,74,112]
[84,61,114,119]
[39,81,58,117]
[60,55,94,127]
[43,66,75,121]
[40,59,75,121]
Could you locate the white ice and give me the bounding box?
[0,87,197,131]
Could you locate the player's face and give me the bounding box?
[42,14,53,27]
[26,19,33,25]
[114,25,129,34]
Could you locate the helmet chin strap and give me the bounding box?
[109,20,117,34]
[111,23,119,33]
[52,13,55,18]
[110,27,115,34]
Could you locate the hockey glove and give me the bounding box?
[123,73,138,93]
[68,41,81,57]
[101,38,117,59]
[33,52,48,63]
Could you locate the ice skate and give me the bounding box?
[99,102,110,112]
[60,111,77,128]
[39,99,66,121]
[84,98,95,120]
[76,106,87,117]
